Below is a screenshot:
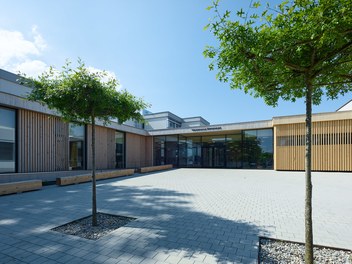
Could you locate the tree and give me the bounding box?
[204,1,352,263]
[22,60,148,226]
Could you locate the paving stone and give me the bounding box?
[0,169,351,264]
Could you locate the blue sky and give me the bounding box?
[1,0,351,124]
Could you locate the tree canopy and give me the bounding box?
[205,1,352,263]
[204,0,352,106]
[22,59,148,226]
[25,60,148,125]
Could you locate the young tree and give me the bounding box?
[204,1,352,263]
[23,60,148,226]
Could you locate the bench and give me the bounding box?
[0,180,42,196]
[56,169,135,186]
[139,164,173,173]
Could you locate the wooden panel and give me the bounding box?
[56,169,135,186]
[126,133,151,168]
[18,109,69,173]
[86,125,116,170]
[139,164,172,173]
[0,180,42,195]
[275,119,352,171]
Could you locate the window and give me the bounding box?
[69,123,86,170]
[0,107,16,173]
[153,136,165,165]
[165,135,178,166]
[168,119,181,128]
[115,131,125,168]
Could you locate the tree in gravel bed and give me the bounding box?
[22,59,148,226]
[204,1,352,263]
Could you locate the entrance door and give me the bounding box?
[213,146,225,167]
[202,146,213,167]
[202,145,225,167]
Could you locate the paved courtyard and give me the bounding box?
[0,169,351,264]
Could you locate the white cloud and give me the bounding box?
[13,60,48,77]
[87,66,122,89]
[0,26,48,77]
[31,25,47,51]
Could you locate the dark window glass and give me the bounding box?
[0,142,15,160]
[115,131,125,168]
[69,123,85,170]
[226,134,242,168]
[165,135,178,166]
[257,129,273,169]
[243,130,259,169]
[202,136,226,167]
[178,136,187,167]
[243,129,273,169]
[186,137,202,167]
[153,136,165,165]
[0,107,16,173]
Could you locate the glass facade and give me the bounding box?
[115,131,125,168]
[153,129,273,169]
[186,137,202,167]
[69,123,86,170]
[0,107,16,173]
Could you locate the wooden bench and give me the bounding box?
[0,180,42,196]
[56,169,135,186]
[139,164,173,173]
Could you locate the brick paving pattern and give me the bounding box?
[0,169,351,263]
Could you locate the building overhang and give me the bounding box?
[148,119,273,136]
[273,111,352,125]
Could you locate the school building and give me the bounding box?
[1,68,352,182]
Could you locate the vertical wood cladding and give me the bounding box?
[275,119,352,171]
[125,133,153,168]
[86,125,115,170]
[18,109,69,172]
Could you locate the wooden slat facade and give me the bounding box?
[125,133,153,168]
[86,125,116,170]
[18,109,69,172]
[275,119,352,171]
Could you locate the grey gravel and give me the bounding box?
[259,238,352,264]
[51,212,136,240]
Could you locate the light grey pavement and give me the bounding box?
[0,169,351,264]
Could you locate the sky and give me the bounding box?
[1,0,351,125]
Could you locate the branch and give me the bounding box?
[316,41,352,66]
[313,80,352,86]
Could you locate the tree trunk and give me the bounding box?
[91,116,98,226]
[305,80,314,264]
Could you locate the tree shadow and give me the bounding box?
[0,177,269,263]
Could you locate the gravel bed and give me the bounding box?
[259,238,352,264]
[51,212,136,240]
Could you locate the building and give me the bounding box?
[1,68,352,182]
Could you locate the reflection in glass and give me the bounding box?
[187,137,202,167]
[202,136,225,167]
[115,131,125,168]
[153,136,165,165]
[226,134,242,168]
[69,123,85,170]
[178,136,187,166]
[0,107,16,173]
[153,129,273,169]
[243,129,273,169]
[165,135,178,166]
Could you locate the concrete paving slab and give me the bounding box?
[0,169,351,263]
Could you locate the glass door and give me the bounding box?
[202,146,213,167]
[213,146,225,167]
